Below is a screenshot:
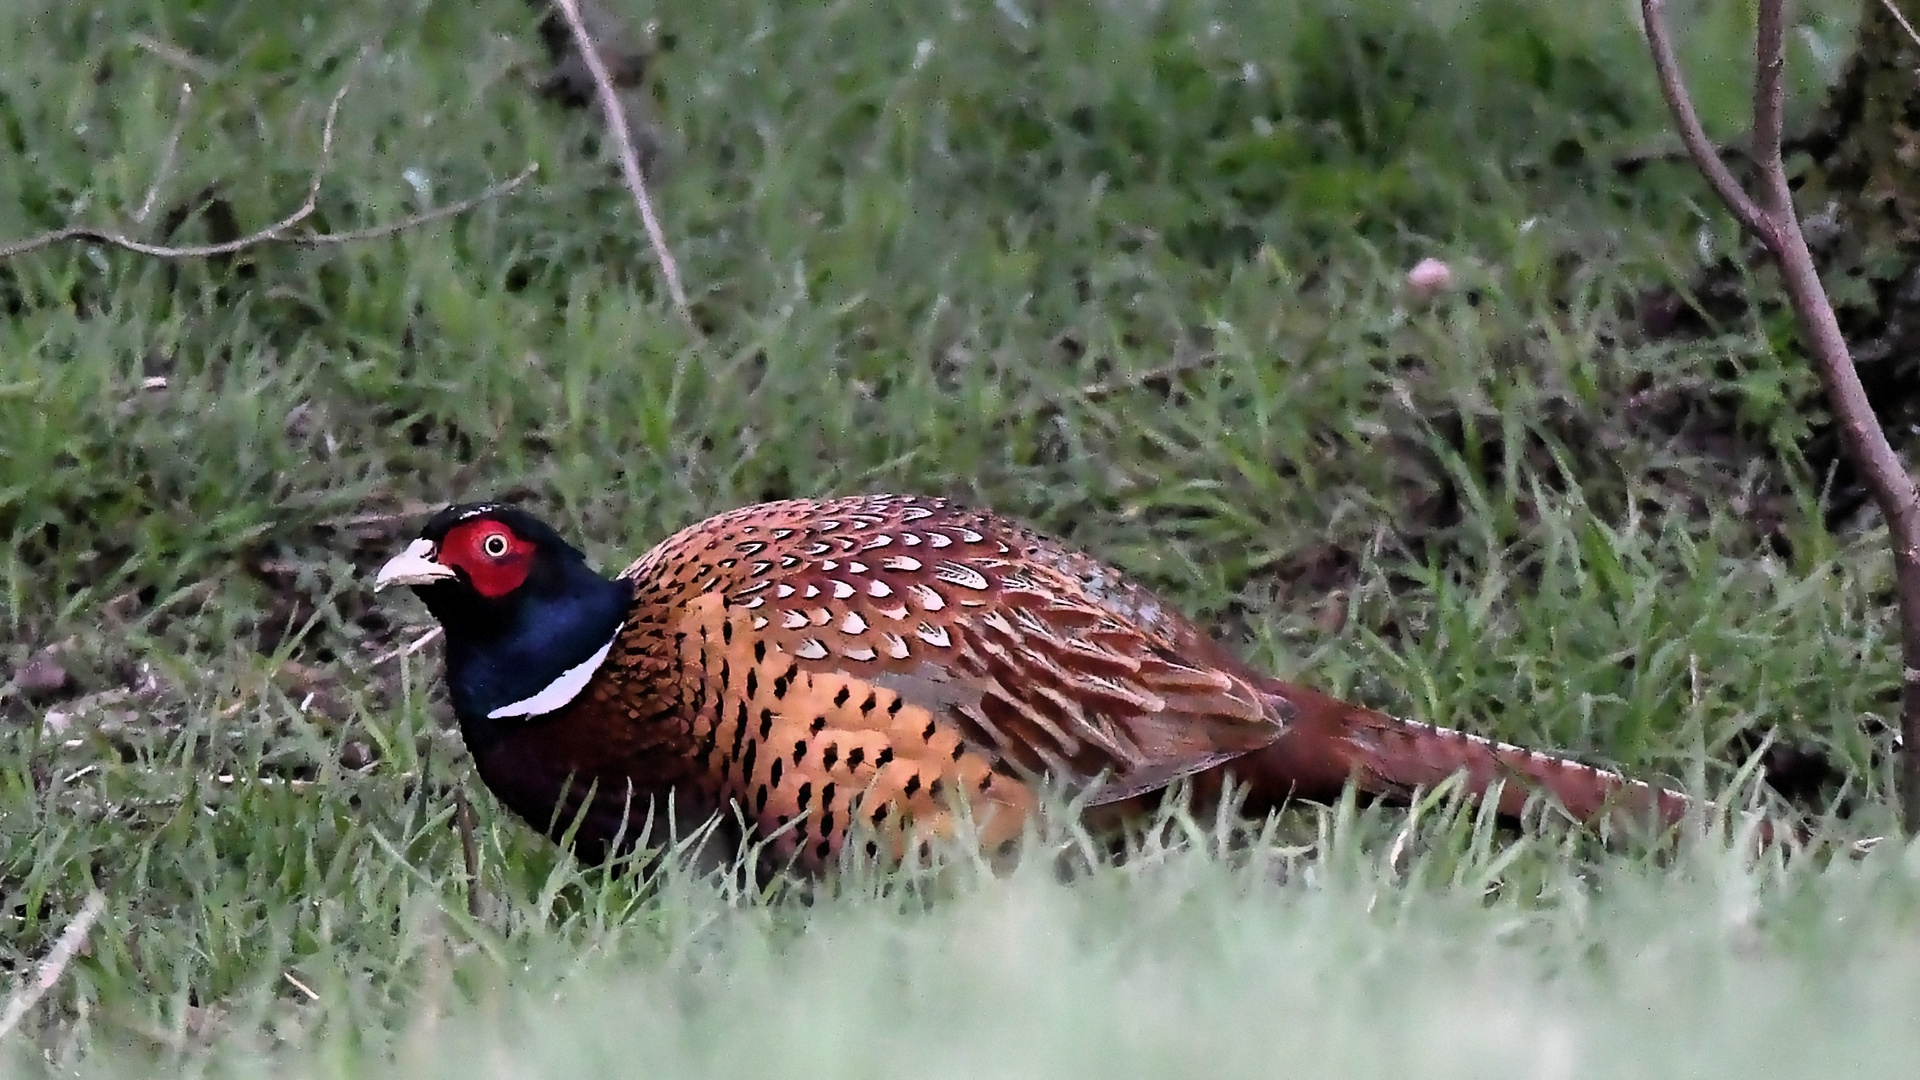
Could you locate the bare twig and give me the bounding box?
[0,891,107,1040]
[549,0,695,329]
[1750,1,1788,180]
[128,34,220,82]
[373,626,443,667]
[1882,0,1920,50]
[296,166,539,246]
[320,501,442,532]
[282,971,320,1003]
[1641,0,1920,829]
[0,55,537,261]
[1640,0,1770,239]
[453,786,486,921]
[1,64,355,260]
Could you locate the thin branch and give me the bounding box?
[0,69,351,260]
[0,159,536,259]
[1639,0,1772,240]
[128,34,220,83]
[1882,0,1920,51]
[1750,0,1788,190]
[373,626,443,668]
[0,164,537,260]
[0,891,107,1041]
[282,971,320,1003]
[133,83,194,225]
[296,164,540,246]
[549,0,695,330]
[0,54,537,261]
[1640,0,1920,831]
[320,501,443,532]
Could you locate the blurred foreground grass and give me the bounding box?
[24,803,1920,1079]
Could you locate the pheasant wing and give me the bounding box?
[630,496,1287,804]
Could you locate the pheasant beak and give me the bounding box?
[375,538,458,590]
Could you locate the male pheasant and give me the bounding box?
[374,494,1780,871]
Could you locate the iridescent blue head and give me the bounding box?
[374,502,632,753]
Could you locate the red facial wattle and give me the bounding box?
[439,518,533,598]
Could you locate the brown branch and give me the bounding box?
[0,54,537,261]
[1640,0,1771,240]
[1640,0,1920,831]
[1750,1,1788,179]
[0,69,354,260]
[0,891,107,1040]
[282,971,320,1003]
[372,626,442,667]
[548,0,695,331]
[128,34,220,83]
[1882,0,1920,50]
[320,502,442,532]
[295,165,540,246]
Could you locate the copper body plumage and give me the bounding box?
[385,494,1782,872]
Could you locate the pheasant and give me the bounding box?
[374,494,1785,872]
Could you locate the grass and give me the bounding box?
[0,0,1913,1073]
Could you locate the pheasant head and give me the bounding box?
[374,503,632,754]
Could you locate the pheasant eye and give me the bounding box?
[481,532,511,558]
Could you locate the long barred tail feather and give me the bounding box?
[1232,681,1801,847]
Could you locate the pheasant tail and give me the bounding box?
[1230,682,1791,845]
